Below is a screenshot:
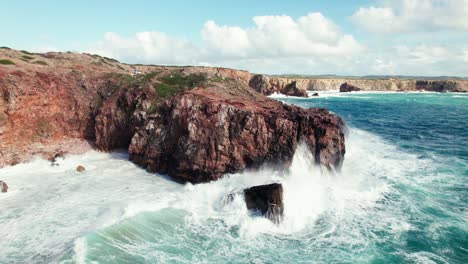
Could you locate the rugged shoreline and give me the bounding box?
[249,74,468,96]
[0,48,345,183]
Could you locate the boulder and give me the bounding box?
[244,183,284,223]
[311,92,319,97]
[339,82,361,92]
[76,165,85,172]
[0,181,8,193]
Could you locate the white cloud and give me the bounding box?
[89,32,198,65]
[84,11,468,76]
[88,12,364,68]
[351,0,468,34]
[363,45,468,76]
[202,13,364,58]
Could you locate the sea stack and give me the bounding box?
[339,82,361,92]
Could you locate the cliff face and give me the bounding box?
[264,77,468,93]
[126,82,345,183]
[0,48,346,183]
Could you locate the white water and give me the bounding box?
[0,128,432,263]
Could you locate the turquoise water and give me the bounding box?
[0,92,467,263]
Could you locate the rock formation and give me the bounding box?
[258,76,468,94]
[0,48,348,183]
[0,181,7,193]
[283,81,308,97]
[244,183,284,223]
[249,75,309,97]
[127,80,345,183]
[76,165,86,172]
[340,82,361,92]
[249,74,274,95]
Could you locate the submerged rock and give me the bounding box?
[76,165,86,172]
[0,181,8,193]
[340,83,361,92]
[244,183,284,223]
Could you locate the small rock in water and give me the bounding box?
[76,165,86,172]
[311,92,319,96]
[244,183,284,224]
[0,181,8,193]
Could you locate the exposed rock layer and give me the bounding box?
[264,76,468,93]
[125,83,345,183]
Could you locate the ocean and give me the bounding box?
[0,92,467,263]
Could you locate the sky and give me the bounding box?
[2,0,468,76]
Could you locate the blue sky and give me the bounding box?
[2,0,468,76]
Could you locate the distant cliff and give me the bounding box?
[249,75,468,95]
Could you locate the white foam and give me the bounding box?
[0,128,437,262]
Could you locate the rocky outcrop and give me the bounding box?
[283,81,308,97]
[249,74,274,95]
[249,75,309,97]
[244,183,284,223]
[415,80,464,92]
[0,181,8,193]
[127,81,346,183]
[340,82,361,92]
[0,48,346,184]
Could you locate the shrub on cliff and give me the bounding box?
[0,59,15,65]
[33,60,48,66]
[22,55,34,60]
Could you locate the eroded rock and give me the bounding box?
[244,183,284,223]
[128,83,346,183]
[0,181,8,193]
[283,81,308,97]
[76,165,85,172]
[340,82,361,92]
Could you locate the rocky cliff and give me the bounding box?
[259,76,468,94]
[0,48,345,183]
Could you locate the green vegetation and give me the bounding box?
[115,64,125,70]
[99,58,111,66]
[160,72,207,88]
[104,56,119,63]
[33,60,48,66]
[152,72,207,98]
[37,119,52,138]
[141,71,161,84]
[153,83,183,98]
[21,55,34,60]
[147,104,159,115]
[20,50,33,55]
[0,59,15,65]
[91,61,103,66]
[0,46,11,50]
